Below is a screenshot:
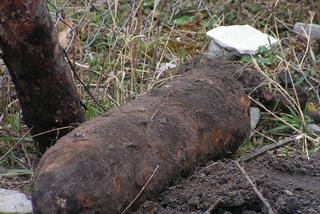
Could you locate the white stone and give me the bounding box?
[156,62,176,77]
[250,107,260,131]
[307,124,320,135]
[0,189,33,213]
[206,25,278,55]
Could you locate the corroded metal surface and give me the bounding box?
[32,62,250,213]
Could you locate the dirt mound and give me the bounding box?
[135,154,320,214]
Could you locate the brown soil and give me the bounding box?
[135,154,320,214]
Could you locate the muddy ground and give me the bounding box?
[135,154,320,214]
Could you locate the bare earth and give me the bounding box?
[135,154,320,214]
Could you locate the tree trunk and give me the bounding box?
[0,1,85,152]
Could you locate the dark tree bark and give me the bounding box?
[0,1,85,152]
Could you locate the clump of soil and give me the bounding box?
[135,154,320,214]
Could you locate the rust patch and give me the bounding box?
[175,147,184,160]
[155,144,164,160]
[77,192,95,208]
[112,174,122,194]
[211,128,235,151]
[240,95,250,115]
[212,128,223,147]
[224,131,233,146]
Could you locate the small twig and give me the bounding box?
[121,165,159,214]
[198,161,221,173]
[147,110,158,129]
[0,129,31,162]
[187,162,226,181]
[234,161,275,214]
[62,48,107,111]
[240,134,304,162]
[31,126,74,139]
[203,198,223,214]
[0,69,9,88]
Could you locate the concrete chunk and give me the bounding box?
[206,25,278,55]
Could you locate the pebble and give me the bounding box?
[294,23,320,40]
[250,107,261,131]
[307,124,320,135]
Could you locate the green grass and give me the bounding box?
[5,113,22,133]
[0,169,33,177]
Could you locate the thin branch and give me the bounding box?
[62,48,107,111]
[240,134,304,162]
[203,198,223,214]
[0,129,32,162]
[234,161,275,214]
[121,165,159,214]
